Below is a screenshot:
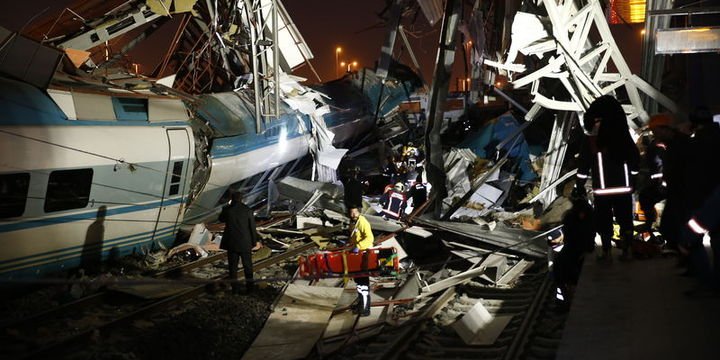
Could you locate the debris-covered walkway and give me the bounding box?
[557,248,720,359]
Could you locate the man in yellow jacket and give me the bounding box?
[349,207,373,316]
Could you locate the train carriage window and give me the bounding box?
[0,173,30,218]
[169,161,183,196]
[45,169,93,212]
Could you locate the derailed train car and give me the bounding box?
[0,61,421,280]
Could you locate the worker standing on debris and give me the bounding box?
[408,174,427,211]
[219,192,262,294]
[575,95,640,261]
[382,156,398,186]
[380,182,408,220]
[636,114,673,244]
[343,166,363,211]
[349,207,374,316]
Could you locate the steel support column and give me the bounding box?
[425,0,461,219]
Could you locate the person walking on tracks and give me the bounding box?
[349,206,374,316]
[219,192,262,294]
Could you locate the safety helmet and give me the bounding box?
[648,113,674,130]
[394,182,405,192]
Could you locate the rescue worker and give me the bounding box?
[647,113,690,252]
[380,182,407,220]
[408,174,427,211]
[349,207,374,316]
[219,192,262,294]
[382,156,397,186]
[683,185,720,296]
[636,114,672,243]
[681,107,720,286]
[576,95,640,261]
[343,166,363,211]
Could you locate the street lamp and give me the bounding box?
[335,47,342,78]
[351,61,358,72]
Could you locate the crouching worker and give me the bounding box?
[219,192,262,294]
[349,207,374,316]
[380,182,407,220]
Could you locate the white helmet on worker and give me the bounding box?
[394,182,405,192]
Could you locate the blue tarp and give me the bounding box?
[458,113,537,183]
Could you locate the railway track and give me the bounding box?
[0,241,316,360]
[329,261,568,360]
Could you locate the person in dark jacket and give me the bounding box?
[648,114,690,251]
[554,194,595,302]
[636,115,671,243]
[219,192,261,294]
[683,185,720,296]
[408,174,427,211]
[576,95,640,261]
[680,108,720,288]
[343,167,363,211]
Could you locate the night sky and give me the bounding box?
[0,1,651,96]
[0,0,442,85]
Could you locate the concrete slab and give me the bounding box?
[242,284,344,360]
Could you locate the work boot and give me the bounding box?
[360,294,371,317]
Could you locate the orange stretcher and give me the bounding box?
[298,247,400,279]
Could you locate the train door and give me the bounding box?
[153,129,191,240]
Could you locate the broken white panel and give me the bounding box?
[404,226,434,238]
[59,6,161,51]
[656,27,720,54]
[469,183,504,208]
[507,12,549,64]
[296,215,325,229]
[47,89,77,120]
[452,302,513,345]
[260,0,314,70]
[317,148,348,170]
[188,223,211,245]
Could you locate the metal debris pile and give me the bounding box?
[223,168,564,359]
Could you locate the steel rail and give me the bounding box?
[14,242,316,360]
